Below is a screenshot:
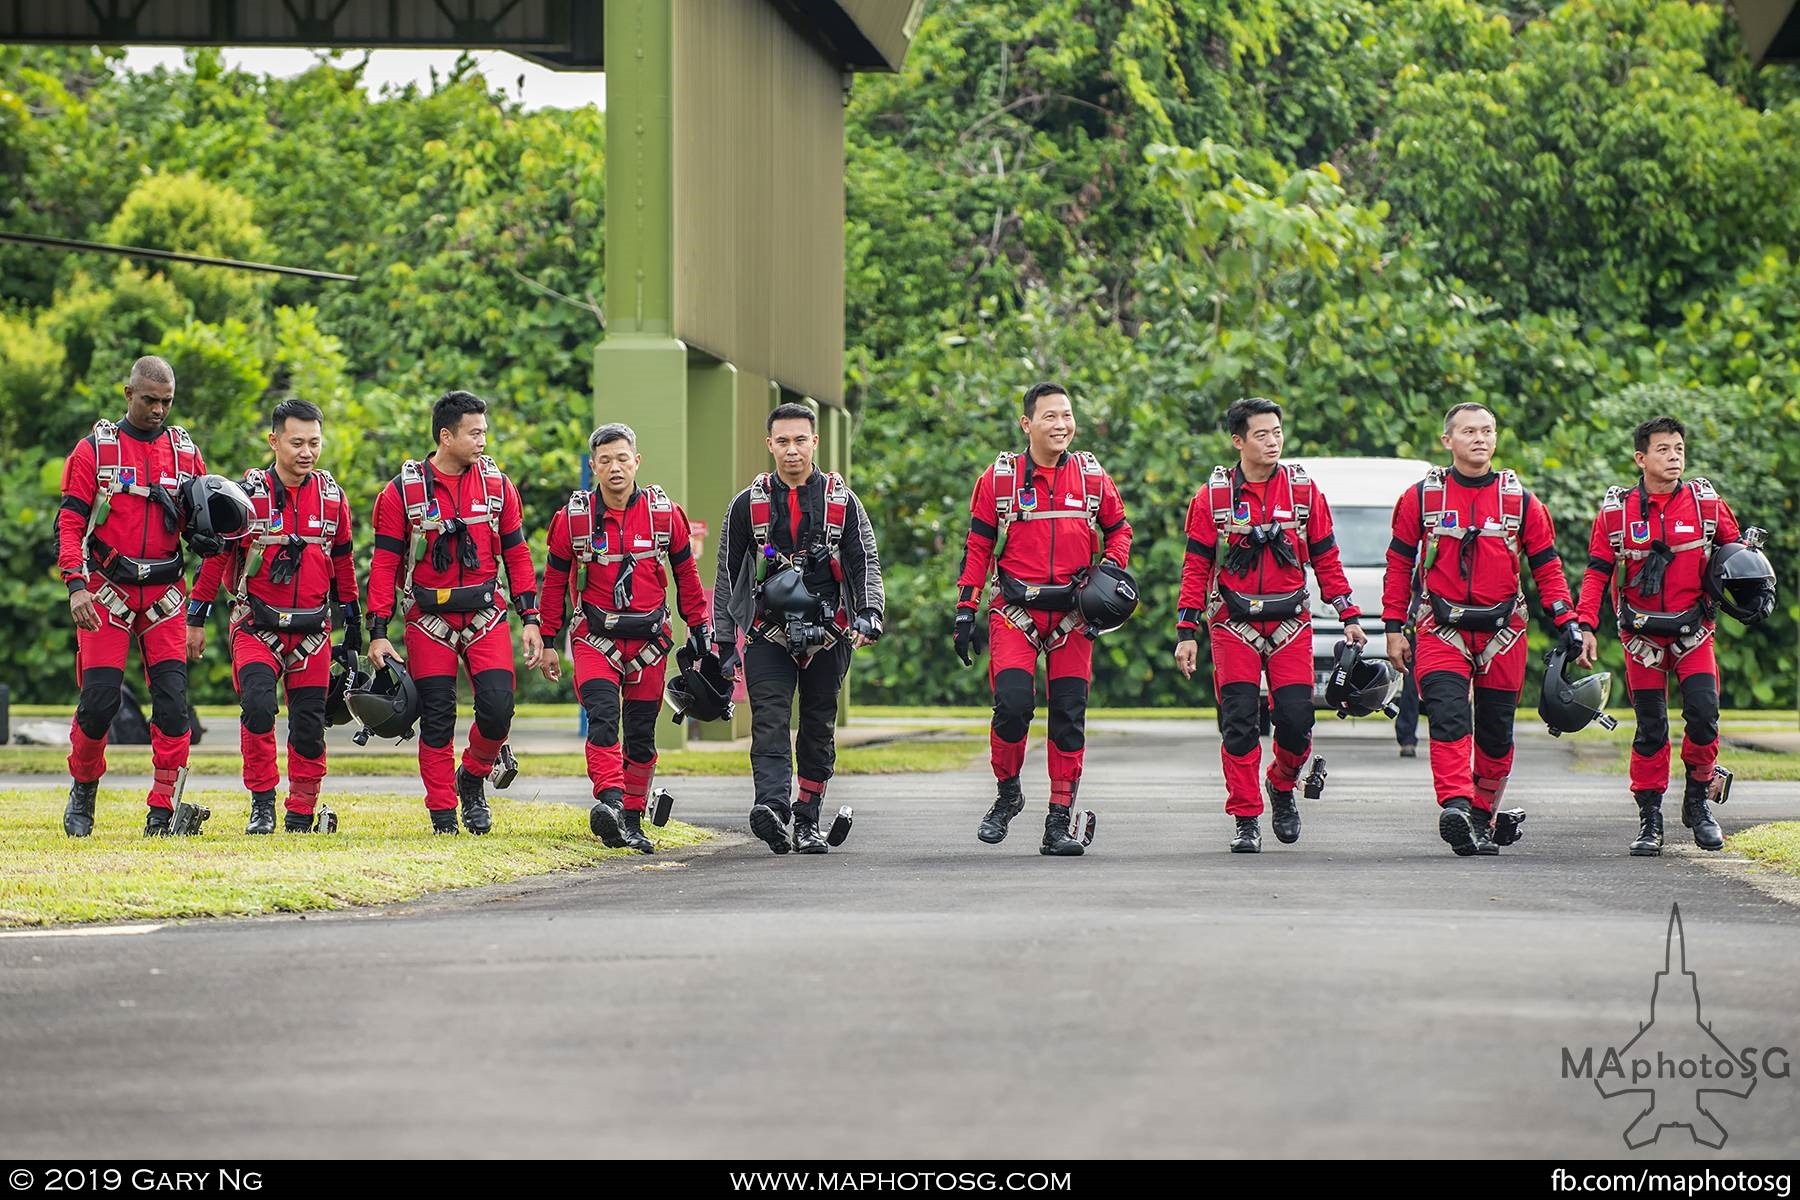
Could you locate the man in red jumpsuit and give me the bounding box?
[537,423,710,854]
[366,391,543,835]
[1174,397,1365,853]
[1383,403,1589,857]
[1576,415,1744,856]
[955,381,1132,857]
[186,399,360,835]
[59,356,210,837]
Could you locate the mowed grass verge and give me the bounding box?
[1572,746,1800,781]
[0,789,711,928]
[1727,822,1800,877]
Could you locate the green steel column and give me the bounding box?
[687,359,745,741]
[596,0,689,753]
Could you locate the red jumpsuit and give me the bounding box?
[367,455,538,813]
[957,451,1131,808]
[189,469,358,817]
[1383,468,1575,811]
[1576,481,1739,795]
[58,419,207,810]
[1177,466,1360,816]
[540,487,708,812]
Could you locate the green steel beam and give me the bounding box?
[604,0,673,335]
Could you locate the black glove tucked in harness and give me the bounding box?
[430,518,482,572]
[1629,540,1674,597]
[1222,523,1299,576]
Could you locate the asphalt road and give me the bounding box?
[3,725,1797,1159]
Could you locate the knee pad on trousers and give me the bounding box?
[991,668,1035,743]
[1632,688,1670,755]
[1269,685,1314,755]
[287,686,327,759]
[415,676,459,748]
[623,700,661,762]
[1420,671,1472,742]
[1472,687,1517,758]
[147,659,190,737]
[1679,673,1719,748]
[1218,682,1263,757]
[74,666,125,738]
[238,663,280,736]
[579,678,621,747]
[1046,676,1089,752]
[471,669,514,741]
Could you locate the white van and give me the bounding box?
[1281,456,1437,703]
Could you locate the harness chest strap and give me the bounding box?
[1420,466,1523,551]
[1408,466,1524,627]
[1601,478,1719,562]
[83,419,201,572]
[1204,463,1314,618]
[987,451,1108,625]
[994,451,1104,528]
[398,455,508,605]
[566,484,675,595]
[749,472,853,636]
[751,472,850,569]
[230,468,343,600]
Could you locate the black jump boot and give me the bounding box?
[792,800,829,855]
[619,807,655,854]
[144,806,173,837]
[1681,775,1724,851]
[978,775,1026,845]
[750,803,791,855]
[1040,804,1085,857]
[431,808,460,835]
[1230,815,1262,854]
[1266,778,1301,845]
[1467,804,1500,856]
[1439,797,1480,857]
[1630,790,1664,857]
[246,790,277,836]
[285,810,315,834]
[589,788,628,848]
[456,767,493,836]
[64,779,98,838]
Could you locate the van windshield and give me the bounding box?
[1333,506,1393,567]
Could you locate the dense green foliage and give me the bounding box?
[1,47,602,701]
[2,2,1796,711]
[845,0,1799,707]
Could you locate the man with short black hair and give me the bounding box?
[1576,415,1744,855]
[712,402,884,855]
[957,382,1131,856]
[186,399,359,834]
[1175,397,1361,853]
[366,390,542,834]
[58,356,211,837]
[538,422,710,854]
[1383,403,1585,857]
